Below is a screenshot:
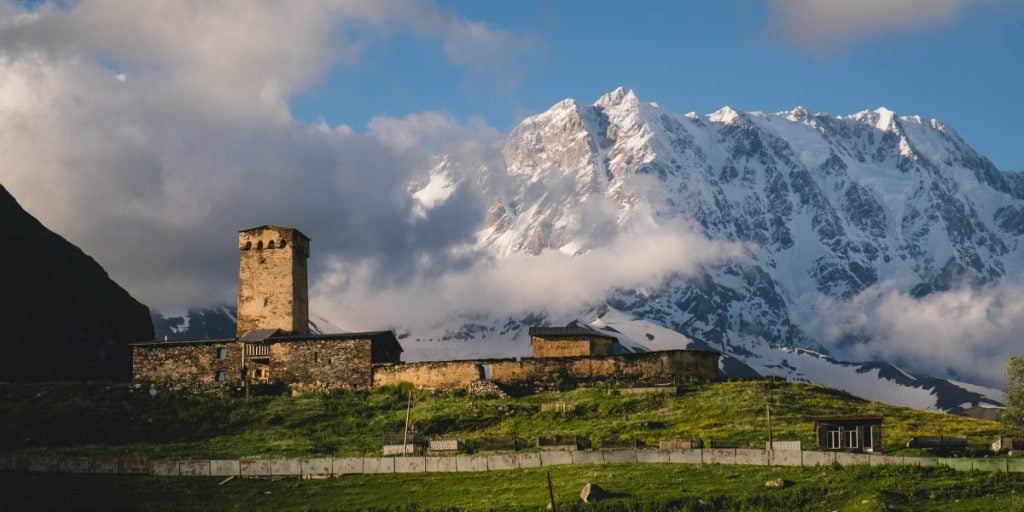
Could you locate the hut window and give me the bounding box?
[215,371,225,382]
[280,240,287,248]
[244,241,252,250]
[845,429,858,449]
[268,240,276,249]
[827,429,841,449]
[216,347,227,360]
[314,352,320,363]
[256,240,263,250]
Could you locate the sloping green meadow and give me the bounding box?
[0,380,1015,458]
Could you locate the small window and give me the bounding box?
[216,347,227,360]
[244,241,252,250]
[313,352,320,363]
[827,429,841,449]
[846,429,858,449]
[257,240,263,250]
[280,239,287,248]
[215,371,225,382]
[268,240,276,249]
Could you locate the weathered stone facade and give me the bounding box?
[531,338,617,358]
[265,333,402,392]
[372,350,719,392]
[373,360,499,390]
[132,339,242,394]
[236,226,310,337]
[133,333,402,395]
[529,327,619,358]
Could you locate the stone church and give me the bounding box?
[132,226,403,395]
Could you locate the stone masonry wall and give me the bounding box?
[492,350,717,387]
[531,338,595,358]
[132,342,242,394]
[268,339,373,392]
[373,360,492,390]
[372,350,719,391]
[237,227,309,336]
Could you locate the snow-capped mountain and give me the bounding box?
[164,88,1019,412]
[409,87,1020,411]
[151,307,341,341]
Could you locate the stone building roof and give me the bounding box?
[130,330,404,356]
[528,326,619,341]
[130,337,237,347]
[270,330,404,356]
[240,329,280,342]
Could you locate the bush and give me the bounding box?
[1005,357,1024,427]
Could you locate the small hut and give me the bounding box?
[528,326,620,358]
[813,416,883,453]
[992,436,1024,454]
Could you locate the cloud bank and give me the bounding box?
[0,0,533,308]
[809,279,1024,388]
[765,0,996,54]
[312,220,748,333]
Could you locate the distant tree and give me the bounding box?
[1005,357,1024,426]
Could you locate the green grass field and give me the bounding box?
[0,380,1017,458]
[3,463,1024,511]
[3,380,1023,511]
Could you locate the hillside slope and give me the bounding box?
[0,380,1013,458]
[0,185,153,381]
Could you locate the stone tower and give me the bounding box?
[236,226,310,337]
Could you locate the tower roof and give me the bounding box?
[238,225,311,241]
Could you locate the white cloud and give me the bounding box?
[312,220,749,333]
[765,0,998,54]
[0,0,532,309]
[810,278,1024,388]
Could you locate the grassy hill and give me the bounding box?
[0,380,1016,458]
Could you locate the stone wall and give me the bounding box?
[373,360,493,390]
[132,341,241,394]
[236,226,309,337]
[268,338,374,392]
[373,350,719,391]
[492,350,718,388]
[3,451,968,477]
[530,337,615,358]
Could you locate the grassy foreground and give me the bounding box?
[3,463,1024,511]
[1,380,1016,458]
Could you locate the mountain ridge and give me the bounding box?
[418,88,1021,410]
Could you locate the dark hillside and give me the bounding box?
[0,185,153,381]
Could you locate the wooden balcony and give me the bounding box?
[244,343,270,357]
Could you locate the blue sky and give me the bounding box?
[290,0,1024,170]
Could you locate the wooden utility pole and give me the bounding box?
[241,342,249,398]
[402,390,413,455]
[766,402,774,451]
[546,471,556,511]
